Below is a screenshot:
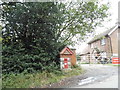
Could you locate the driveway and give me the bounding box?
[72,64,118,88]
[44,64,118,88]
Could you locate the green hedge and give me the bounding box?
[2,45,61,74]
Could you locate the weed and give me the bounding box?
[2,67,83,88]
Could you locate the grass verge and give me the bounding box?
[105,64,120,66]
[2,67,83,88]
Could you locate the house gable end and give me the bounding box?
[108,26,118,36]
[60,47,73,55]
[88,25,118,44]
[64,49,72,54]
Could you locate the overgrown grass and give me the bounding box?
[2,67,83,88]
[80,62,90,64]
[105,63,120,66]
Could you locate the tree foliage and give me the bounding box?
[55,2,109,44]
[1,2,109,74]
[2,2,65,74]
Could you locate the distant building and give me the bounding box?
[80,25,120,64]
[79,46,90,64]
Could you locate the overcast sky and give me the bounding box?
[73,0,120,54]
[0,0,119,54]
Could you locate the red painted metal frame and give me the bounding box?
[112,57,120,64]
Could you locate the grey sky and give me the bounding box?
[74,0,119,54]
[0,0,119,54]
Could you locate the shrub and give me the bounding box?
[2,45,61,74]
[71,64,79,68]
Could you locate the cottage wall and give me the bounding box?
[109,28,118,57]
[88,37,113,63]
[88,28,119,64]
[118,28,120,58]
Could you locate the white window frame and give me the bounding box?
[91,43,94,48]
[101,38,106,45]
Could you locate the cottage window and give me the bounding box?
[91,43,94,48]
[101,38,106,45]
[100,52,107,58]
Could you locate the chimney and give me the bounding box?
[71,48,76,55]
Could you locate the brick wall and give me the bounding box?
[88,28,119,63]
[118,28,120,58]
[88,38,113,63]
[109,28,118,56]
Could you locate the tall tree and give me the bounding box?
[2,2,65,73]
[1,2,109,74]
[55,2,109,45]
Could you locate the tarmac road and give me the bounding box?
[43,64,119,88]
[72,64,118,88]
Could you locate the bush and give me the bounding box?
[71,64,79,68]
[2,2,65,74]
[2,45,61,74]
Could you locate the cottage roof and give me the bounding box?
[87,25,118,44]
[60,47,73,55]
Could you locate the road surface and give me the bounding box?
[44,64,119,88]
[72,64,118,88]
